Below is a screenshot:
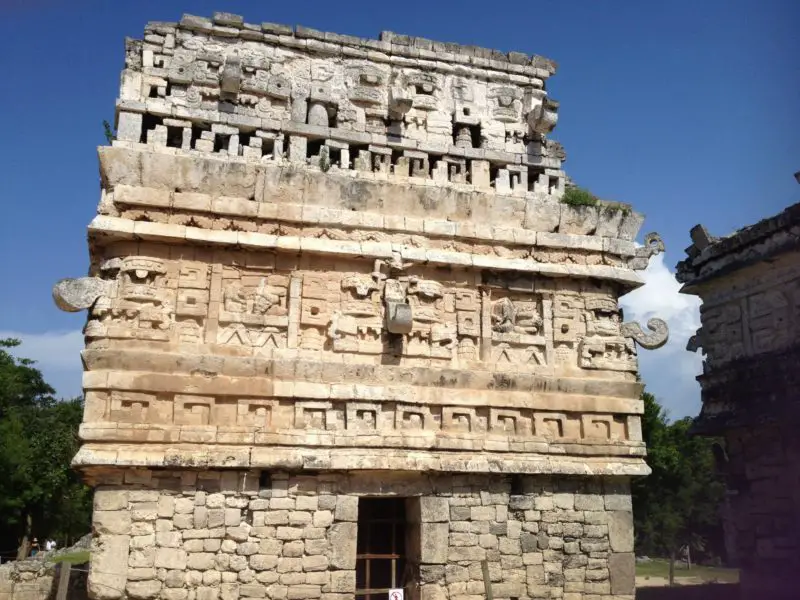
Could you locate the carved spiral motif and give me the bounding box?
[620,318,669,350]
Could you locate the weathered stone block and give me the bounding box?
[239,583,266,598]
[333,496,358,522]
[94,510,132,535]
[421,522,449,564]
[608,510,634,552]
[89,535,130,599]
[94,489,129,511]
[126,579,162,599]
[197,587,220,600]
[608,552,635,595]
[419,497,449,522]
[419,584,447,600]
[187,552,216,571]
[328,522,357,569]
[328,570,355,593]
[128,547,155,568]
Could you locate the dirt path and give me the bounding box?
[637,576,710,587]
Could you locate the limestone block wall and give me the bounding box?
[87,469,634,600]
[722,423,800,577]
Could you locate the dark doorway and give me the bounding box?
[355,497,408,598]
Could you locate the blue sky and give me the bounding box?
[0,0,797,417]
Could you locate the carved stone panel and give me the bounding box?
[85,256,175,342]
[217,269,289,353]
[489,293,547,367]
[748,289,791,354]
[579,337,637,372]
[174,395,214,426]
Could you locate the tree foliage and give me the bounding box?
[0,339,92,559]
[632,391,726,573]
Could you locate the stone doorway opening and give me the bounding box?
[355,497,414,598]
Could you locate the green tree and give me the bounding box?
[0,339,92,559]
[632,391,726,584]
[0,338,55,413]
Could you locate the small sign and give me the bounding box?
[389,589,404,600]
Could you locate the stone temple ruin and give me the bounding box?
[678,199,800,600]
[53,12,669,600]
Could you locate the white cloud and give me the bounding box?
[0,330,84,399]
[620,254,703,418]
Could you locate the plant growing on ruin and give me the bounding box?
[103,120,116,145]
[601,203,632,218]
[561,186,598,207]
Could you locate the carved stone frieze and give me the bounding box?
[55,15,669,499]
[685,276,798,369]
[52,244,668,377]
[488,294,547,367]
[83,389,639,447]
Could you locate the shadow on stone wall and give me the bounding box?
[637,583,739,599]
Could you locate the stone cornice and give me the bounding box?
[74,443,650,476]
[677,202,800,290]
[88,215,645,289]
[151,13,558,80]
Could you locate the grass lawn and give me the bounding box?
[51,550,91,565]
[636,559,739,584]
